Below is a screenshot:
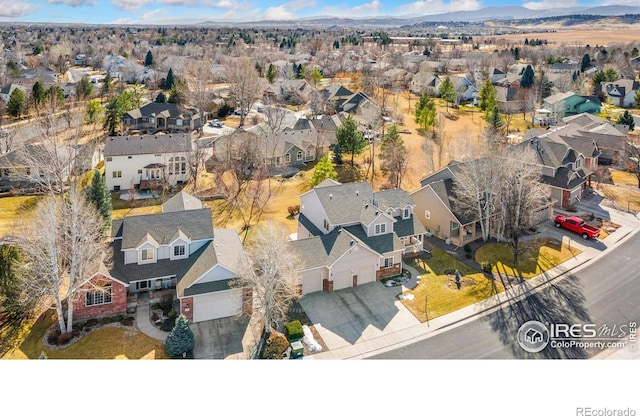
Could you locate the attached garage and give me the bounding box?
[192,289,242,323]
[356,264,376,285]
[332,269,353,291]
[302,270,324,295]
[532,206,551,225]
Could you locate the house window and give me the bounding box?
[85,284,112,306]
[173,245,186,257]
[176,119,183,126]
[141,248,154,261]
[451,222,459,230]
[112,171,122,178]
[375,223,386,235]
[297,151,303,161]
[149,117,155,124]
[285,153,291,163]
[106,157,112,162]
[276,157,282,166]
[138,169,143,174]
[306,149,313,158]
[169,156,187,175]
[384,257,394,268]
[137,281,149,291]
[425,210,431,219]
[403,208,410,218]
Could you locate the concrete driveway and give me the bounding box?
[299,281,421,351]
[191,315,252,359]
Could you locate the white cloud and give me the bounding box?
[350,0,382,16]
[157,0,197,5]
[262,0,316,20]
[47,0,94,6]
[111,0,153,11]
[394,0,481,15]
[0,1,37,17]
[523,0,577,10]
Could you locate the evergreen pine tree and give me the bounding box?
[165,68,175,90]
[165,315,195,358]
[144,50,154,67]
[332,142,343,165]
[618,110,635,131]
[266,63,276,84]
[310,154,338,187]
[520,65,535,89]
[87,170,112,229]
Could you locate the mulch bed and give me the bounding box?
[42,315,137,350]
[287,302,328,356]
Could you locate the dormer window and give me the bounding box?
[141,248,154,261]
[174,245,186,257]
[375,223,386,235]
[403,208,410,219]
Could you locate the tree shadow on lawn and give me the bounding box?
[482,272,592,359]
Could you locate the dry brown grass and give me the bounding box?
[611,170,639,187]
[601,185,640,213]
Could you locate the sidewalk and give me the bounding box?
[307,204,640,360]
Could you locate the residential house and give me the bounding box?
[292,180,427,294]
[557,113,628,166]
[543,92,601,123]
[598,79,640,108]
[490,68,507,84]
[73,191,252,323]
[0,142,98,193]
[517,127,600,208]
[0,83,27,104]
[410,162,487,247]
[450,75,478,104]
[104,133,192,192]
[496,85,522,114]
[123,102,202,134]
[382,68,411,89]
[264,79,314,105]
[409,71,441,96]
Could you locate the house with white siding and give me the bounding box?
[104,133,192,192]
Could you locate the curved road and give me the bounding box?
[372,235,640,359]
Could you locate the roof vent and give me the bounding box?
[329,194,333,200]
[349,240,354,246]
[356,190,359,196]
[364,203,368,209]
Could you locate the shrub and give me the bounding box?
[262,333,289,359]
[465,253,472,259]
[284,320,304,341]
[57,332,74,345]
[463,244,472,253]
[167,310,177,318]
[122,316,135,327]
[85,319,98,328]
[287,205,300,217]
[114,314,124,322]
[481,261,493,274]
[160,315,177,332]
[47,329,59,345]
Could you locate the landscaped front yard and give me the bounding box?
[2,311,168,360]
[400,249,505,322]
[474,238,581,279]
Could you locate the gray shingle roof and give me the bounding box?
[104,133,192,157]
[313,181,375,225]
[162,190,203,212]
[120,208,214,250]
[393,215,427,238]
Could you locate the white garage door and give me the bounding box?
[192,289,242,323]
[356,264,376,285]
[302,271,323,295]
[332,270,353,291]
[532,206,550,225]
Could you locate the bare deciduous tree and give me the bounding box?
[19,188,107,334]
[235,222,301,336]
[495,147,549,265]
[224,57,264,127]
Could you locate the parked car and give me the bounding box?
[554,215,600,240]
[209,120,223,128]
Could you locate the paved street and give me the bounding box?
[371,230,640,359]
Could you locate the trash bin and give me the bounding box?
[290,340,304,359]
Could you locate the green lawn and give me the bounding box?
[400,249,504,322]
[2,311,168,360]
[0,196,41,237]
[474,238,581,279]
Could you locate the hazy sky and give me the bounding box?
[0,0,629,24]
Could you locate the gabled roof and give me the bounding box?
[104,133,192,157]
[162,190,203,213]
[310,181,375,225]
[119,208,214,250]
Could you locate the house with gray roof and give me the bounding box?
[292,180,426,294]
[104,133,192,192]
[73,191,252,323]
[597,79,640,108]
[123,102,202,134]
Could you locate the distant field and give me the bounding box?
[479,24,640,46]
